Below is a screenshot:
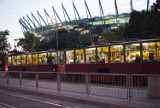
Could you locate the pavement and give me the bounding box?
[0,75,160,108]
[0,85,160,108]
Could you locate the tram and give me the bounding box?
[6,38,160,74]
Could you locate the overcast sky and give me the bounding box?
[0,0,156,49]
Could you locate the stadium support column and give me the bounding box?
[114,0,119,22]
[146,0,150,11]
[130,0,133,12]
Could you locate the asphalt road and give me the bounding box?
[0,88,133,108]
[0,91,60,108]
[0,104,8,108]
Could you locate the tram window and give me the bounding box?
[26,54,32,65]
[66,50,74,64]
[21,55,26,65]
[17,55,21,65]
[110,45,123,63]
[58,51,65,64]
[75,49,85,64]
[33,54,38,65]
[12,56,17,65]
[39,53,47,65]
[157,42,160,61]
[85,48,96,63]
[50,52,57,64]
[142,42,157,62]
[97,46,109,63]
[125,43,140,63]
[8,56,12,66]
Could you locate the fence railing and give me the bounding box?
[0,71,160,104]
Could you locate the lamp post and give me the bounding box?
[53,9,59,72]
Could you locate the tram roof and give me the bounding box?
[123,38,160,44]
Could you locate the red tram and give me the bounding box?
[6,39,160,74]
[6,39,160,85]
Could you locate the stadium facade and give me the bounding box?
[19,0,150,41]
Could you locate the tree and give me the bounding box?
[0,30,11,54]
[125,0,160,39]
[53,29,91,50]
[100,31,116,43]
[66,29,84,48]
[17,31,40,52]
[35,39,53,51]
[151,0,160,12]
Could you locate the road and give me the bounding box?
[0,89,132,108]
[0,90,61,108]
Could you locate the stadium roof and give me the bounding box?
[19,0,150,35]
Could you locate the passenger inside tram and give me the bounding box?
[114,56,121,63]
[134,54,141,63]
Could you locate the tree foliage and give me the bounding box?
[99,0,160,41]
[17,29,91,52]
[0,30,11,54]
[17,31,40,52]
[55,29,91,50]
[125,0,160,39]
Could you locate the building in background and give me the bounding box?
[19,0,150,44]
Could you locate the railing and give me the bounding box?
[0,71,160,104]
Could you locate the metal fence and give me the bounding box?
[0,71,160,104]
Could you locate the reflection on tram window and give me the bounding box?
[157,42,160,61]
[27,54,32,65]
[97,46,109,63]
[66,50,74,64]
[48,52,58,64]
[8,56,12,66]
[39,52,47,65]
[21,55,26,65]
[110,45,123,63]
[17,55,21,65]
[125,43,140,63]
[75,49,84,64]
[142,42,157,62]
[33,54,38,65]
[12,56,17,65]
[85,48,96,63]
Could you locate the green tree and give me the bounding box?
[125,0,160,39]
[65,29,84,48]
[35,39,52,51]
[53,29,91,50]
[0,30,11,54]
[100,31,116,43]
[79,33,91,46]
[17,31,40,52]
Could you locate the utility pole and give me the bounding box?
[53,7,59,71]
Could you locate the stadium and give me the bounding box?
[19,0,151,41]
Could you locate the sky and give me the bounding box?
[0,0,156,49]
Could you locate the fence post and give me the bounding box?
[127,74,132,102]
[86,72,90,98]
[19,71,22,87]
[36,72,39,91]
[148,75,160,99]
[57,72,61,94]
[6,72,9,85]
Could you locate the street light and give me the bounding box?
[53,9,60,72]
